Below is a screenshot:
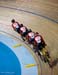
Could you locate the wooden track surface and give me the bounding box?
[0,0,58,75]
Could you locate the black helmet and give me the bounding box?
[28,29,32,33]
[36,32,39,34]
[11,19,15,23]
[20,24,23,27]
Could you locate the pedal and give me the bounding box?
[23,38,25,41]
[39,51,43,55]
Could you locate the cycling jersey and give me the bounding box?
[20,27,26,33]
[28,32,35,39]
[12,22,19,29]
[35,36,41,43]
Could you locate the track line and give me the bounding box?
[0,30,43,75]
[0,5,58,24]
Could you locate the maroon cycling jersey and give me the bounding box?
[34,36,41,44]
[12,22,20,30]
[20,26,27,34]
[28,32,35,39]
[34,34,46,45]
